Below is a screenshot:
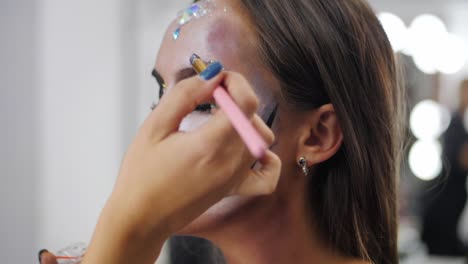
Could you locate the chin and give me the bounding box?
[178,195,255,238]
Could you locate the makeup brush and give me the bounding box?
[190,53,268,159]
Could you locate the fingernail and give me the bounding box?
[200,61,223,81]
[38,249,48,263]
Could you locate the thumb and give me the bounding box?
[39,250,58,264]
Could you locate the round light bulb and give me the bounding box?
[378,12,408,53]
[406,14,447,73]
[436,34,468,74]
[409,140,443,181]
[410,100,450,140]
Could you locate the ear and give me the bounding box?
[296,104,343,166]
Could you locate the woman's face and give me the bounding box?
[154,0,291,236]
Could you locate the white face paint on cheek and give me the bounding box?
[248,71,277,122]
[254,89,276,122]
[179,112,212,132]
[258,100,275,121]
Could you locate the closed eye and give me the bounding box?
[152,69,166,100]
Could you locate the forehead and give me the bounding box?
[155,0,258,85]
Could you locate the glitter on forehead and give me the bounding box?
[173,28,181,40]
[173,0,217,40]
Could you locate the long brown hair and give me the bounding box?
[240,0,404,263]
[190,0,404,263]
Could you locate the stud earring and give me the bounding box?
[298,157,309,176]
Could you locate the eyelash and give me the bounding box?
[151,70,213,113]
[150,71,278,130]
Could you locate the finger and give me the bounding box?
[222,71,259,117]
[39,250,58,264]
[231,150,282,196]
[197,73,263,150]
[236,114,274,166]
[198,111,275,161]
[195,113,274,173]
[251,114,275,146]
[197,108,242,153]
[143,62,227,140]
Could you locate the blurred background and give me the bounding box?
[1,0,467,263]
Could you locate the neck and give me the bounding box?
[204,179,366,264]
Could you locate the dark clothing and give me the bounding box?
[422,113,468,256]
[169,236,224,264]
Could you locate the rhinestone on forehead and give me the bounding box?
[173,28,181,40]
[173,0,217,40]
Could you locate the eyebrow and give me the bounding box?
[175,67,197,83]
[152,68,197,98]
[152,67,198,87]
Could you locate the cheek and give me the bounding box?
[178,99,275,133]
[248,72,277,122]
[257,95,276,122]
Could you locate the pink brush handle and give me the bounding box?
[213,86,267,159]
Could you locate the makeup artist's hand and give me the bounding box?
[82,63,281,264]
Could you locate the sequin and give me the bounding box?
[173,28,181,40]
[173,0,219,41]
[178,12,191,25]
[188,4,200,15]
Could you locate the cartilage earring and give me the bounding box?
[298,157,309,176]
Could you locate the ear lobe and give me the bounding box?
[299,104,343,165]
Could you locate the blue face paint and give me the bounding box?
[173,0,217,40]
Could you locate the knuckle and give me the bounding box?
[233,72,247,84]
[266,129,275,145]
[140,121,158,142]
[258,176,278,195]
[245,95,259,114]
[174,79,187,92]
[176,79,195,97]
[225,71,258,115]
[196,136,225,167]
[268,179,279,194]
[177,76,205,96]
[266,173,280,194]
[192,134,211,160]
[191,142,206,161]
[227,71,243,82]
[264,183,276,194]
